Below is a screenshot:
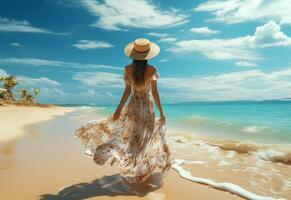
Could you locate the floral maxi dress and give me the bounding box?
[75,70,172,184]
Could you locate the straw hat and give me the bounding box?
[124,38,160,60]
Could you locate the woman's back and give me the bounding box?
[124,64,159,93]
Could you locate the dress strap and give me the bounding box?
[147,72,159,81]
[150,66,159,81]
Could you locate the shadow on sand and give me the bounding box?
[39,173,164,200]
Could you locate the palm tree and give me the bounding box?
[18,88,40,103]
[33,88,40,96]
[18,89,29,100]
[0,76,5,99]
[0,75,20,100]
[0,88,7,99]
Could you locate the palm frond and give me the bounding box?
[33,88,40,96]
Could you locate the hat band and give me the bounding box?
[134,47,151,53]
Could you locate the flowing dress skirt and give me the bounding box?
[75,92,171,183]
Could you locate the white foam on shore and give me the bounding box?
[211,141,291,165]
[254,149,291,164]
[255,149,284,161]
[218,160,230,166]
[171,159,285,200]
[74,106,94,110]
[147,192,165,200]
[85,149,94,156]
[188,160,205,165]
[242,126,264,134]
[226,151,236,158]
[169,134,291,165]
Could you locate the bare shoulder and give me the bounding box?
[147,65,157,74]
[124,65,132,73]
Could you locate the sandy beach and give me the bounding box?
[0,106,290,200]
[0,105,74,143]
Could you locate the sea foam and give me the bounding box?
[211,141,291,165]
[171,159,285,200]
[242,126,264,134]
[255,149,291,165]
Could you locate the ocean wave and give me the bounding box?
[172,159,285,200]
[188,114,210,121]
[184,114,249,132]
[213,141,259,154]
[254,149,291,165]
[73,106,108,111]
[169,134,291,165]
[242,126,265,134]
[73,106,94,110]
[209,141,291,165]
[178,114,289,144]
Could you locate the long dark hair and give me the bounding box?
[131,59,148,85]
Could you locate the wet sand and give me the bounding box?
[0,106,290,199]
[168,133,291,199]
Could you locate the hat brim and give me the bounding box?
[124,41,160,60]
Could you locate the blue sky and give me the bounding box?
[1,0,291,104]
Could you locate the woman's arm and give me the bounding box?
[151,77,165,123]
[151,74,169,154]
[113,83,131,121]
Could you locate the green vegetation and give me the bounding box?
[0,75,40,104]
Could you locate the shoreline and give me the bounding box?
[67,107,291,199]
[0,106,290,199]
[63,107,291,199]
[0,104,75,143]
[166,129,291,165]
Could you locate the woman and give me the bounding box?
[75,38,171,184]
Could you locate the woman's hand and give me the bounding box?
[112,109,121,121]
[159,114,166,124]
[163,144,169,153]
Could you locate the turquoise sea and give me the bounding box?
[61,100,291,144]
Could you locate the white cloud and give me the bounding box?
[72,67,291,101]
[190,27,219,34]
[158,67,291,101]
[194,0,291,25]
[79,89,116,99]
[72,40,114,50]
[73,72,123,87]
[79,0,188,30]
[38,87,66,98]
[0,68,8,76]
[0,69,60,88]
[1,67,118,104]
[159,37,177,43]
[0,57,122,70]
[18,76,60,87]
[148,32,169,38]
[235,61,258,67]
[0,58,68,67]
[0,16,64,34]
[10,42,22,47]
[148,32,177,43]
[18,76,67,103]
[84,64,122,70]
[82,89,97,98]
[160,59,168,63]
[0,68,64,102]
[168,21,291,60]
[168,37,260,60]
[253,21,291,47]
